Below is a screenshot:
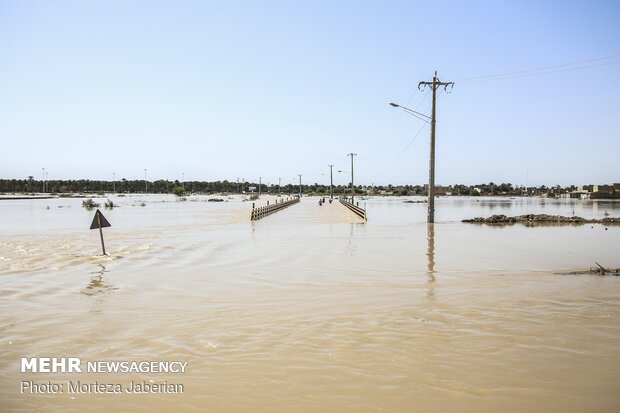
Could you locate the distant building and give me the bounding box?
[434,186,450,195]
[423,184,450,195]
[571,183,620,199]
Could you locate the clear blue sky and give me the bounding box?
[1,0,618,187]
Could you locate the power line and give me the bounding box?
[418,72,454,223]
[454,54,620,83]
[372,122,427,180]
[367,88,431,161]
[347,153,357,203]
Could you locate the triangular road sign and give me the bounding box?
[90,209,111,230]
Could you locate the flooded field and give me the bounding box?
[1,195,619,412]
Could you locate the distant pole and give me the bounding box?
[45,172,48,192]
[144,169,148,193]
[348,153,357,203]
[418,71,454,223]
[259,177,262,198]
[298,174,302,198]
[112,172,116,193]
[328,164,334,199]
[182,172,185,192]
[278,177,281,196]
[41,168,45,193]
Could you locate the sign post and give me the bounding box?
[90,209,111,255]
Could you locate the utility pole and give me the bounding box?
[418,71,454,223]
[182,172,185,192]
[144,169,148,193]
[258,177,261,198]
[328,164,334,199]
[113,172,116,193]
[347,153,357,203]
[278,177,281,196]
[42,168,45,193]
[298,174,302,198]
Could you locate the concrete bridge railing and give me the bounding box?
[339,197,367,221]
[251,197,300,221]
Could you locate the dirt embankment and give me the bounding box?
[462,214,620,225]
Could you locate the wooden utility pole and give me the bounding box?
[298,174,302,198]
[348,153,357,203]
[328,164,334,199]
[259,177,261,198]
[418,71,454,223]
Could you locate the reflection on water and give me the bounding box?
[426,223,435,276]
[426,224,435,299]
[81,264,117,296]
[348,222,355,255]
[1,195,619,413]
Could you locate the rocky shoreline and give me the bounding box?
[462,214,620,225]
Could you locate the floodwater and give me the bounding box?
[1,195,619,412]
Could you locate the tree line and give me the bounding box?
[1,178,613,198]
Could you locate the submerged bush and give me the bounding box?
[82,198,100,209]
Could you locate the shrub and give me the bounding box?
[82,198,100,209]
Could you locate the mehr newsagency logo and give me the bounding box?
[20,357,187,394]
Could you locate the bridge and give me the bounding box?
[339,197,367,221]
[250,197,300,220]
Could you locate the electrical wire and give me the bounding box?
[454,54,620,83]
[372,122,428,180]
[367,88,431,161]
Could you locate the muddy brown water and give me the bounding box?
[1,195,619,412]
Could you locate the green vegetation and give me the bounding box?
[82,198,100,209]
[0,178,614,199]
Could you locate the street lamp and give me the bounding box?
[347,153,357,203]
[390,72,453,223]
[389,102,436,222]
[328,165,334,199]
[389,102,431,123]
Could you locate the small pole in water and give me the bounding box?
[90,209,111,256]
[98,214,106,255]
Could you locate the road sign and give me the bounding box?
[90,209,111,230]
[89,209,111,255]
